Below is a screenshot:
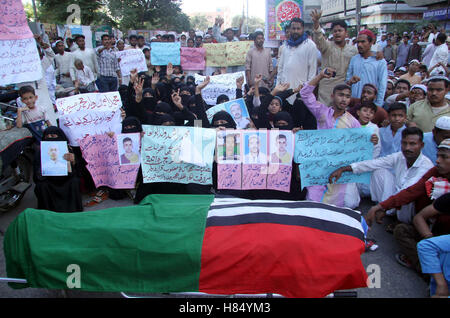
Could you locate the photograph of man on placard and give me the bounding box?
[227,101,251,129]
[217,131,241,163]
[243,132,267,164]
[41,141,69,176]
[270,132,293,164]
[118,134,140,165]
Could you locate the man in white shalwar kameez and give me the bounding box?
[329,127,434,224]
[276,18,317,105]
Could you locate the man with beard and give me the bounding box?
[70,34,99,82]
[277,17,318,105]
[244,134,267,164]
[54,40,74,88]
[346,29,387,108]
[310,9,357,106]
[229,102,250,129]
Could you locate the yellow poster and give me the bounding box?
[204,43,227,67]
[226,41,252,67]
[204,42,252,67]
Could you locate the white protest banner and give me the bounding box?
[0,0,42,85]
[0,38,43,86]
[194,71,245,106]
[56,92,123,146]
[116,49,148,76]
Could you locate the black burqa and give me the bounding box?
[133,118,188,204]
[33,126,83,212]
[250,112,306,201]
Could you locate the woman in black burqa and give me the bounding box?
[33,126,83,212]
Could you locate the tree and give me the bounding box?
[24,2,39,21]
[37,0,106,25]
[231,15,265,34]
[106,0,190,32]
[190,14,210,32]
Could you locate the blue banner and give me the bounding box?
[294,127,374,187]
[150,42,181,66]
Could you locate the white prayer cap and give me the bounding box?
[435,116,450,130]
[398,67,407,72]
[411,84,427,93]
[409,59,420,65]
[254,28,264,33]
[426,75,450,84]
[438,138,450,149]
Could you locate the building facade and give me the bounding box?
[320,0,429,32]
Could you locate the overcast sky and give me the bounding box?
[180,0,266,19]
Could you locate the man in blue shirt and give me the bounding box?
[416,193,450,297]
[423,116,450,164]
[346,29,388,108]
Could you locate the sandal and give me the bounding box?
[385,222,398,234]
[84,191,109,207]
[395,253,412,268]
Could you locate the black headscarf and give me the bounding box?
[211,111,236,129]
[154,113,176,126]
[216,94,229,105]
[155,82,171,103]
[273,111,294,130]
[179,87,193,107]
[154,102,173,114]
[43,126,68,141]
[122,116,143,133]
[141,88,157,112]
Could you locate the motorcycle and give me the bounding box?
[0,93,34,213]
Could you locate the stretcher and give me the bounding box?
[1,195,368,298]
[0,278,357,298]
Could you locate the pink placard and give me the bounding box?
[180,47,206,70]
[266,164,292,192]
[0,0,33,40]
[79,133,140,189]
[217,164,242,190]
[242,164,267,190]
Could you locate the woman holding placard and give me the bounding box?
[33,127,82,212]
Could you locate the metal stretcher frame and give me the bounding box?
[0,277,357,298]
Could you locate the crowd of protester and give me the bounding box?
[5,11,450,297]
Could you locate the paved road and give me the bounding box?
[0,184,429,298]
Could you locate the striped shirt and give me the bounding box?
[96,46,120,77]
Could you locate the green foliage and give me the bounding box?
[37,0,105,25]
[231,15,265,34]
[190,14,211,32]
[106,0,190,33]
